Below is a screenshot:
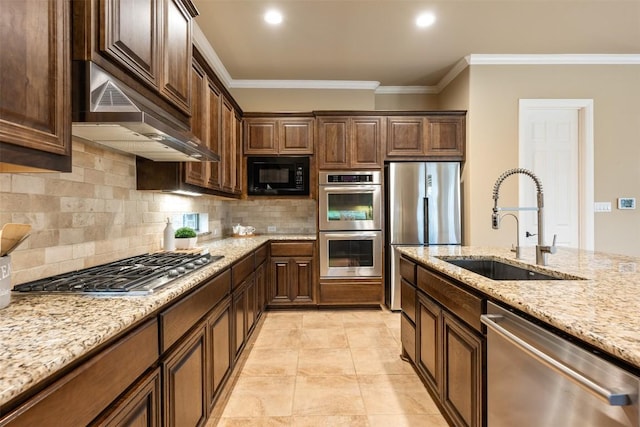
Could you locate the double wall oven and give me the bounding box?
[319,171,382,278]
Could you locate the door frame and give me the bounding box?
[518,99,594,250]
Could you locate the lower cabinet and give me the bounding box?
[269,241,315,306]
[93,368,162,427]
[206,297,232,412]
[162,323,208,427]
[411,264,485,427]
[232,278,250,358]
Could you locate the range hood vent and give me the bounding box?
[72,62,219,162]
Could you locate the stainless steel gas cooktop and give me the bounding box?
[13,252,224,295]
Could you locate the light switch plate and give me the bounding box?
[594,202,612,212]
[618,198,636,210]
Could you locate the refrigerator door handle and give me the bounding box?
[423,197,429,245]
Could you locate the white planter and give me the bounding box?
[174,237,197,250]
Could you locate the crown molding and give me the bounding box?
[467,53,640,65]
[375,86,437,95]
[229,80,381,90]
[192,22,233,88]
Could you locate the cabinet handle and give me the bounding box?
[481,314,631,406]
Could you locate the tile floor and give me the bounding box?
[206,308,449,426]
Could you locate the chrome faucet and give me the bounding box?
[491,168,556,265]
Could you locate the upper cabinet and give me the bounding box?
[0,0,72,172]
[317,115,384,170]
[386,112,466,160]
[243,116,314,155]
[73,0,198,117]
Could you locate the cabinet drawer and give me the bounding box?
[232,253,255,289]
[160,270,231,352]
[417,266,483,332]
[399,257,416,285]
[270,241,314,257]
[255,244,268,266]
[400,279,416,323]
[2,320,158,426]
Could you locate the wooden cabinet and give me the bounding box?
[162,323,207,427]
[269,242,315,305]
[386,113,465,160]
[317,116,383,169]
[74,0,197,116]
[412,265,484,427]
[93,368,161,427]
[185,57,208,187]
[221,97,241,194]
[206,297,232,412]
[244,116,314,155]
[0,0,72,172]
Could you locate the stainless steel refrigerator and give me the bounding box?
[384,162,462,310]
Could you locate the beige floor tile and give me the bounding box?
[261,313,304,330]
[351,346,415,376]
[253,328,303,349]
[340,310,390,327]
[345,326,399,349]
[216,416,292,426]
[358,375,441,415]
[221,376,296,418]
[293,375,366,416]
[301,311,344,328]
[292,415,370,426]
[297,348,355,376]
[300,328,349,349]
[368,414,449,427]
[241,348,299,376]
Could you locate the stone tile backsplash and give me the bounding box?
[0,139,316,285]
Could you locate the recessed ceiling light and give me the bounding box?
[264,9,283,25]
[416,12,436,28]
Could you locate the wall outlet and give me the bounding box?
[594,202,611,212]
[267,225,276,233]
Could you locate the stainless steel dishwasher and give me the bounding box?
[481,302,639,427]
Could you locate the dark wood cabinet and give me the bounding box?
[74,0,197,116]
[93,368,161,427]
[386,113,465,160]
[317,116,383,169]
[206,297,232,412]
[417,292,441,395]
[243,116,314,155]
[185,57,208,186]
[269,242,315,305]
[162,323,207,427]
[221,97,239,193]
[0,0,72,172]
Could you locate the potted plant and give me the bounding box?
[174,227,197,249]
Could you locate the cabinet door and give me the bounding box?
[246,275,257,333]
[100,0,159,87]
[207,299,232,411]
[351,117,382,168]
[244,119,278,154]
[255,262,266,319]
[279,118,314,154]
[0,0,71,171]
[417,293,441,396]
[317,117,349,169]
[270,259,292,304]
[221,97,236,192]
[206,79,222,190]
[291,258,314,303]
[442,311,483,427]
[162,324,207,427]
[425,116,465,158]
[94,368,161,427]
[159,0,193,113]
[234,113,243,194]
[232,284,247,358]
[185,58,207,186]
[386,117,425,157]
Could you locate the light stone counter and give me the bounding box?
[0,235,315,409]
[396,245,640,371]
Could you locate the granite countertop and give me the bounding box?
[396,245,640,370]
[0,234,315,409]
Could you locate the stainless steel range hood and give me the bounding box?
[72,62,219,162]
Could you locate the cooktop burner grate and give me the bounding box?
[13,252,224,295]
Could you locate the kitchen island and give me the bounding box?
[397,245,640,370]
[0,235,314,421]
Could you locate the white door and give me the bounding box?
[519,100,594,250]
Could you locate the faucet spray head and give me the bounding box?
[492,209,500,229]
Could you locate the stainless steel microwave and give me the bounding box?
[247,156,310,196]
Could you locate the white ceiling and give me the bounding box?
[192,0,640,89]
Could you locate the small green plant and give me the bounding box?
[175,227,197,238]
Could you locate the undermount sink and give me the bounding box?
[439,257,581,281]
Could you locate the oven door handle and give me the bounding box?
[321,186,379,193]
[481,314,632,406]
[324,232,379,239]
